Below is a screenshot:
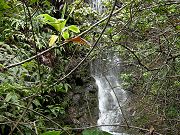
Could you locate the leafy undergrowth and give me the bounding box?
[0,0,179,135]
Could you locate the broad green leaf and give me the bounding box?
[0,64,4,68]
[49,35,58,46]
[11,93,19,103]
[37,14,56,23]
[68,25,80,33]
[62,30,69,39]
[0,0,10,11]
[50,19,66,32]
[37,14,67,32]
[5,93,12,102]
[176,25,180,30]
[54,83,66,93]
[82,129,112,135]
[33,99,41,107]
[64,83,71,92]
[41,131,61,135]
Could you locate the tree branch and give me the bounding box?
[0,4,128,73]
[114,42,160,71]
[103,74,129,127]
[0,100,68,134]
[8,1,43,134]
[49,0,119,87]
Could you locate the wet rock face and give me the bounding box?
[72,93,81,104]
[67,70,99,127]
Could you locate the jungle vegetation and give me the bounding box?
[0,0,179,135]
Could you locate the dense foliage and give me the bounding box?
[0,0,179,135]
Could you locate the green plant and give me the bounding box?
[36,13,80,46]
[41,130,62,135]
[82,129,112,135]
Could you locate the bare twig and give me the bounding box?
[8,1,43,134]
[0,4,128,72]
[1,45,57,71]
[114,42,160,71]
[49,0,119,87]
[8,96,35,135]
[78,3,128,37]
[103,74,129,127]
[0,100,68,134]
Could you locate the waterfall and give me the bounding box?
[90,1,129,134]
[91,50,128,135]
[91,0,103,12]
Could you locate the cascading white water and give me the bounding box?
[90,0,129,134]
[91,0,103,13]
[91,51,128,135]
